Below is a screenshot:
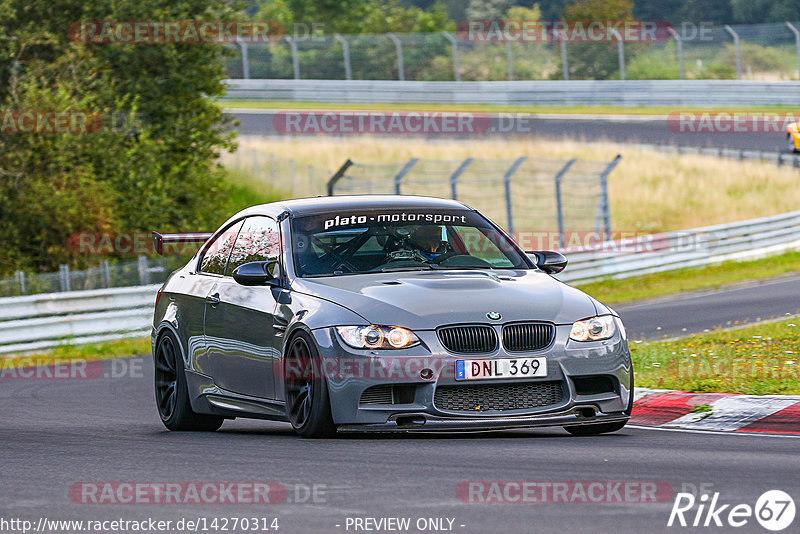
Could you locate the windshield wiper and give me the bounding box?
[379,265,434,272]
[428,265,494,270]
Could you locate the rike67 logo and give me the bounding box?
[668,490,795,531]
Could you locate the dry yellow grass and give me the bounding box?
[227,136,800,233]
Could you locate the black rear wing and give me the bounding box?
[152,232,213,255]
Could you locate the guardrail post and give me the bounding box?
[553,159,577,248]
[100,260,111,288]
[286,36,300,80]
[609,28,625,80]
[334,33,352,80]
[505,41,514,81]
[442,32,461,81]
[15,271,26,294]
[59,264,71,292]
[138,256,150,286]
[503,157,528,234]
[724,25,742,79]
[238,40,250,79]
[326,159,354,196]
[787,22,800,80]
[668,27,684,80]
[393,158,419,195]
[387,33,405,81]
[596,155,622,241]
[559,36,568,80]
[448,158,473,200]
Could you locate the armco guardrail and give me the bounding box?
[2,210,800,353]
[223,80,800,107]
[556,209,800,284]
[0,285,159,354]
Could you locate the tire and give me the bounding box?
[154,330,224,431]
[565,373,633,437]
[284,331,337,438]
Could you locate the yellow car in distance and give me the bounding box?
[788,121,800,153]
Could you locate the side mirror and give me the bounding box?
[232,261,278,286]
[527,250,568,274]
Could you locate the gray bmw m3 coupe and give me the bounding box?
[151,195,633,438]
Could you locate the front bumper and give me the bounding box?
[337,407,629,433]
[309,322,633,430]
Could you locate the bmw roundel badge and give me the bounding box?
[487,312,501,320]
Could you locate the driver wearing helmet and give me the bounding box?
[409,225,446,261]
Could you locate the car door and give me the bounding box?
[203,215,282,399]
[189,220,243,375]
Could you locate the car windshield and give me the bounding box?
[291,209,531,277]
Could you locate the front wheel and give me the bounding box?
[154,331,223,431]
[284,332,337,438]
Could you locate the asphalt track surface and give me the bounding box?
[617,274,800,340]
[230,110,795,152]
[2,355,799,534]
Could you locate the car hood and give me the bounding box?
[291,270,598,330]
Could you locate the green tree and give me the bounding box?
[558,0,635,80]
[0,0,239,273]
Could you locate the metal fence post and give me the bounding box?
[138,256,150,286]
[668,27,684,80]
[787,22,800,80]
[327,159,354,195]
[334,33,352,80]
[559,36,568,80]
[442,32,461,81]
[238,40,250,79]
[448,158,473,200]
[387,33,405,81]
[597,155,622,241]
[15,271,26,294]
[100,260,111,288]
[502,157,528,234]
[553,159,577,249]
[609,28,625,80]
[724,25,742,79]
[393,158,419,194]
[506,41,514,81]
[286,36,300,80]
[59,264,71,292]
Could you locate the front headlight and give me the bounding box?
[569,315,616,342]
[336,325,420,349]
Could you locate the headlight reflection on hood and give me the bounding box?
[336,325,420,349]
[569,315,616,342]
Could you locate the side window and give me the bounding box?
[199,221,243,275]
[226,216,282,275]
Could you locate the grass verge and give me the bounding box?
[1,336,150,366]
[574,250,800,306]
[221,100,798,116]
[630,319,800,395]
[232,136,800,234]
